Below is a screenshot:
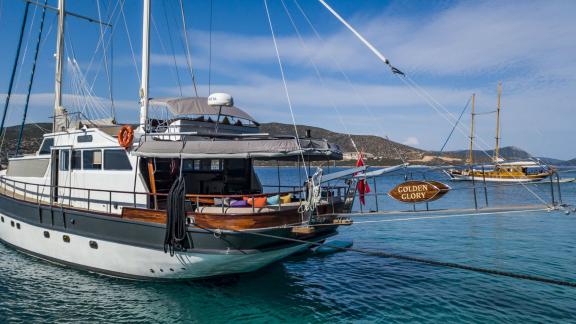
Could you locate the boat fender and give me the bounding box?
[118,125,134,149]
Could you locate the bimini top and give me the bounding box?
[149,97,258,125]
[132,137,343,161]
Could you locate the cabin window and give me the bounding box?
[60,150,70,171]
[83,150,102,170]
[211,159,221,171]
[77,135,93,143]
[38,138,54,155]
[104,150,132,170]
[71,151,82,170]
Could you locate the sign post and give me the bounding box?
[388,180,450,204]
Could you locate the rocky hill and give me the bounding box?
[1,122,573,166]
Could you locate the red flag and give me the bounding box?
[355,152,371,205]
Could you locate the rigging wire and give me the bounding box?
[293,0,407,164]
[0,1,31,153]
[177,0,199,97]
[16,0,48,156]
[279,0,359,155]
[438,95,472,154]
[313,0,550,206]
[208,0,214,95]
[263,0,308,178]
[119,0,141,83]
[160,1,183,96]
[95,0,115,120]
[0,2,38,157]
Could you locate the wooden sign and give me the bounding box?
[388,180,450,203]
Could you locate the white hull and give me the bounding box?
[447,174,547,183]
[0,213,310,280]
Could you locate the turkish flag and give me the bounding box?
[355,152,371,205]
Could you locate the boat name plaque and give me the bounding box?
[388,180,450,203]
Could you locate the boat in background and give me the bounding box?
[445,82,554,182]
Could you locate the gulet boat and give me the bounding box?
[445,83,553,182]
[0,0,359,280]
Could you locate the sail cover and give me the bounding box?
[133,138,342,160]
[149,97,258,124]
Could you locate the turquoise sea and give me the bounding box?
[1,167,575,323]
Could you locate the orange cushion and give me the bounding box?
[246,197,267,208]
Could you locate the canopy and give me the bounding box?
[133,138,342,161]
[149,97,258,124]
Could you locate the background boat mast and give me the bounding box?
[139,0,151,132]
[53,0,65,132]
[494,81,502,163]
[469,94,475,167]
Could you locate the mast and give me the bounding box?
[53,0,65,132]
[494,81,502,163]
[468,93,475,167]
[139,0,151,132]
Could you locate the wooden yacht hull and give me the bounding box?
[446,172,549,183]
[0,194,338,280]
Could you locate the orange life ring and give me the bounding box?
[118,125,134,149]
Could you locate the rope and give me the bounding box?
[263,0,308,178]
[228,224,576,288]
[164,177,188,256]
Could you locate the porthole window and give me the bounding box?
[16,223,20,230]
[1,216,4,222]
[43,231,50,238]
[89,241,98,249]
[63,235,70,243]
[10,221,14,227]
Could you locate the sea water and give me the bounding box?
[0,167,575,323]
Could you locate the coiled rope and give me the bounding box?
[164,177,188,256]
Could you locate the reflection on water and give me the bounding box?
[1,167,575,323]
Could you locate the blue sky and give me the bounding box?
[0,0,574,159]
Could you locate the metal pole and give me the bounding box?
[549,175,556,206]
[555,172,562,205]
[372,177,379,212]
[482,165,489,207]
[138,0,151,131]
[471,170,478,210]
[53,0,65,132]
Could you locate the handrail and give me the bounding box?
[0,176,309,204]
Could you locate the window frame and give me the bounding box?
[103,149,132,171]
[82,149,103,170]
[38,138,54,155]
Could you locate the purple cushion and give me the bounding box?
[229,199,248,207]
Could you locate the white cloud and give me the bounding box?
[402,136,420,146]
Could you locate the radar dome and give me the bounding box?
[207,93,234,107]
